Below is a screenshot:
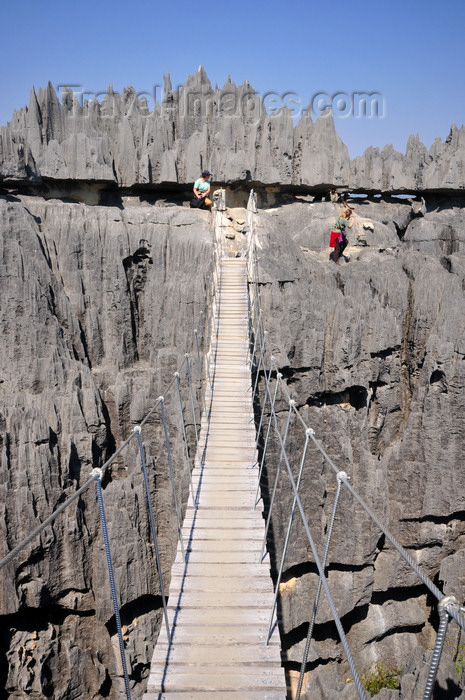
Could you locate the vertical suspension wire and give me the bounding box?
[266,429,312,644]
[194,328,202,393]
[295,471,347,700]
[244,192,465,696]
[200,309,213,390]
[184,354,199,445]
[259,400,295,562]
[246,189,366,697]
[255,356,276,450]
[174,372,196,503]
[249,308,263,373]
[252,328,268,402]
[254,371,282,508]
[133,427,171,641]
[247,291,260,370]
[423,597,456,700]
[268,404,368,699]
[92,468,132,700]
[159,397,185,562]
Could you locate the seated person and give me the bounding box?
[192,170,212,209]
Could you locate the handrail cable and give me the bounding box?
[259,400,294,562]
[134,426,171,641]
[266,428,311,643]
[0,344,200,572]
[0,431,133,571]
[295,472,346,700]
[245,190,465,698]
[159,396,186,562]
[174,371,196,504]
[253,370,282,508]
[94,468,132,700]
[0,217,216,570]
[266,389,369,699]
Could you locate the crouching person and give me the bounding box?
[191,170,212,209]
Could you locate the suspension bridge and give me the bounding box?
[144,256,285,699]
[1,190,465,700]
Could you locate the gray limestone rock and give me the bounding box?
[0,193,214,698]
[1,70,464,191]
[1,72,465,698]
[249,199,465,696]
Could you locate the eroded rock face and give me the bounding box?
[1,68,464,192]
[250,197,465,698]
[0,194,214,698]
[1,67,465,697]
[1,187,465,698]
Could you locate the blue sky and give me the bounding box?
[1,0,464,158]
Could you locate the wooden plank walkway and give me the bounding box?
[144,258,286,699]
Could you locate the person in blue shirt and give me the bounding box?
[193,170,212,209]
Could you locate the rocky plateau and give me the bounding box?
[1,69,465,699]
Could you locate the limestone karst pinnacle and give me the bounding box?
[0,69,464,191]
[1,69,465,700]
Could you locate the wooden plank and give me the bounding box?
[144,258,285,699]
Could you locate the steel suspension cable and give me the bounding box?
[185,353,199,445]
[93,468,132,700]
[159,396,185,562]
[252,328,268,402]
[174,372,196,503]
[254,355,276,450]
[266,394,368,699]
[254,371,282,508]
[134,427,170,641]
[0,430,135,571]
[295,472,347,700]
[273,362,465,622]
[246,194,465,695]
[423,596,455,700]
[266,428,311,644]
[259,400,294,562]
[245,223,367,694]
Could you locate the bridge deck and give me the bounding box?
[144,258,286,699]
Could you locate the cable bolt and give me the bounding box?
[133,425,142,434]
[91,467,103,480]
[337,471,349,483]
[438,595,458,614]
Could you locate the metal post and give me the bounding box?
[133,427,170,640]
[295,472,347,700]
[194,328,202,392]
[92,468,132,700]
[255,356,276,450]
[159,397,185,561]
[422,596,456,700]
[174,372,196,503]
[252,328,268,402]
[249,308,263,372]
[266,429,312,643]
[259,400,295,561]
[272,417,368,699]
[254,371,281,508]
[185,353,199,444]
